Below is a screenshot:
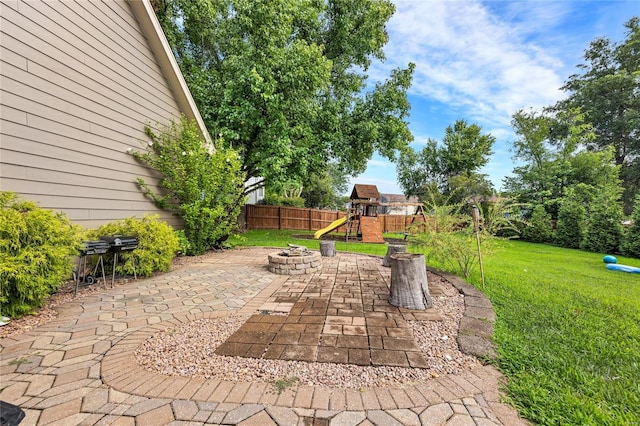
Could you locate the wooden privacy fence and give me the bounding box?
[244,204,427,233]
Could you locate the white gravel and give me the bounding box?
[134,278,481,389]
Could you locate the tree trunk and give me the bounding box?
[382,244,407,267]
[389,253,433,309]
[319,240,336,257]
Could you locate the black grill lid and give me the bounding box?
[100,236,138,251]
[80,240,110,255]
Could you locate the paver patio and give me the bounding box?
[0,247,527,425]
[215,254,446,367]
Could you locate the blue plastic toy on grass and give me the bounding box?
[606,264,640,274]
[603,255,640,274]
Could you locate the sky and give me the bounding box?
[349,0,638,195]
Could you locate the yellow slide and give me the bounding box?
[314,216,349,239]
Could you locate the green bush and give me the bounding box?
[555,195,586,249]
[259,195,306,208]
[88,215,178,277]
[0,192,81,317]
[133,117,245,255]
[620,195,640,258]
[581,192,624,254]
[408,195,486,279]
[522,205,554,243]
[174,229,192,256]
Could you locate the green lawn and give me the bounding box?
[229,230,640,425]
[229,229,392,256]
[468,240,640,425]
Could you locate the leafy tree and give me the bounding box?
[556,17,640,213]
[504,109,622,221]
[522,205,554,244]
[397,119,495,199]
[153,0,414,195]
[621,194,640,258]
[555,190,586,249]
[301,164,349,210]
[133,117,245,255]
[582,191,624,254]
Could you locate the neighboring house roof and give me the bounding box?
[379,193,421,205]
[350,184,380,200]
[128,0,211,143]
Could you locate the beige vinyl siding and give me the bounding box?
[0,0,187,228]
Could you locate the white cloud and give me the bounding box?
[362,0,634,193]
[367,158,393,168]
[373,0,568,129]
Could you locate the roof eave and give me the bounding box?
[127,0,212,144]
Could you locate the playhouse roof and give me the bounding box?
[351,184,380,200]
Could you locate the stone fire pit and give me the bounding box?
[268,245,322,275]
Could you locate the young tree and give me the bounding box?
[301,164,349,210]
[556,17,640,213]
[397,119,495,200]
[621,194,640,258]
[503,109,620,221]
[153,0,414,195]
[133,117,245,255]
[582,191,624,254]
[555,189,587,249]
[522,205,554,244]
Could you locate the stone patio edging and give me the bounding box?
[427,267,496,360]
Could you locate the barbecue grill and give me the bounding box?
[100,235,138,286]
[100,236,138,251]
[75,240,109,295]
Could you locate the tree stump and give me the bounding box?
[319,240,336,257]
[382,244,407,267]
[389,253,433,309]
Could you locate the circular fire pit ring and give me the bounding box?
[268,249,322,275]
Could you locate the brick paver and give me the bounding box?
[0,247,527,425]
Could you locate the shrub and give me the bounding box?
[174,229,192,256]
[133,117,245,255]
[581,192,624,254]
[555,195,586,249]
[411,228,480,279]
[259,195,306,207]
[0,192,81,317]
[408,194,483,279]
[88,215,178,277]
[620,194,640,258]
[522,205,554,243]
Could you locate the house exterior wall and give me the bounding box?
[244,176,265,205]
[0,0,194,228]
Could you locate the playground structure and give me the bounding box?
[313,184,429,242]
[314,184,384,242]
[346,184,385,243]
